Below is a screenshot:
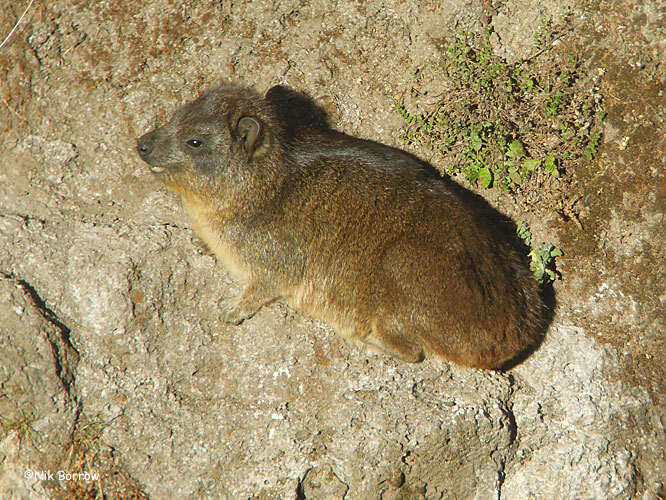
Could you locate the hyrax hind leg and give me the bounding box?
[361,320,425,363]
[219,281,279,325]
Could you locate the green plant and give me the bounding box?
[534,18,554,49]
[516,222,533,246]
[529,244,563,284]
[395,24,604,217]
[516,223,563,284]
[543,155,559,176]
[395,104,438,142]
[584,131,601,160]
[545,90,563,116]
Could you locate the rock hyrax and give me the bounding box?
[137,83,547,369]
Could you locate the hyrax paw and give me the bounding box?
[218,297,254,325]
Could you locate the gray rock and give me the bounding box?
[0,276,78,499]
[0,0,663,498]
[490,0,570,63]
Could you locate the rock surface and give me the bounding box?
[0,0,664,498]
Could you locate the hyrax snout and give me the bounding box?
[137,83,547,370]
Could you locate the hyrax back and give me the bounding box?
[137,83,547,370]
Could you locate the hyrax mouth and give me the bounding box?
[150,166,166,174]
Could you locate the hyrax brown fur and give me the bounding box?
[137,83,547,370]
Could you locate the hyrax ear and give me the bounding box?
[236,116,263,157]
[264,85,289,102]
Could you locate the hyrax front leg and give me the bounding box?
[219,281,279,325]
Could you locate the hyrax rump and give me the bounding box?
[137,83,546,370]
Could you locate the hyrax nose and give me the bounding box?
[137,134,153,158]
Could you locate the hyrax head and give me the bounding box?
[137,85,283,198]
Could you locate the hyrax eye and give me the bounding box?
[186,139,203,149]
